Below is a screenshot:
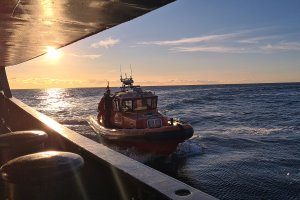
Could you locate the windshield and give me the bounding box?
[122,98,157,112]
[122,100,133,112]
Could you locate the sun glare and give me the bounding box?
[46,47,61,59]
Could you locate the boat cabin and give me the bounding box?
[115,87,158,113]
[97,78,169,129]
[93,78,194,154]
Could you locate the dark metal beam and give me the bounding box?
[0,94,218,200]
[0,67,12,98]
[0,0,175,67]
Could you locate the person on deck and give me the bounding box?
[97,84,112,128]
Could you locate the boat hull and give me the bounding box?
[88,116,193,155]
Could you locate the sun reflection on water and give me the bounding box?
[43,88,71,113]
[46,88,64,98]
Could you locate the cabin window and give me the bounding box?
[122,100,133,112]
[134,99,147,111]
[146,98,152,108]
[151,98,157,109]
[131,98,157,111]
[146,97,157,109]
[122,98,157,112]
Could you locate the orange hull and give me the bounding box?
[88,116,193,155]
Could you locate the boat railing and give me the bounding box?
[0,90,217,200]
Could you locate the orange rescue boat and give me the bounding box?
[89,75,193,155]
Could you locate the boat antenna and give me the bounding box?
[130,64,133,79]
[120,65,123,81]
[106,81,111,95]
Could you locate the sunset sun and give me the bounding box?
[46,47,61,59]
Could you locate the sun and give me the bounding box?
[46,47,62,59]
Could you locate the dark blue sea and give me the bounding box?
[12,83,300,200]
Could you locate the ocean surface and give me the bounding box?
[12,83,300,200]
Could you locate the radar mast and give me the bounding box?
[120,65,134,91]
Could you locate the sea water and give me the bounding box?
[12,83,300,200]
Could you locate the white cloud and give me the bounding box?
[138,33,242,46]
[260,42,300,52]
[68,53,101,59]
[171,43,300,54]
[138,29,300,54]
[171,46,245,53]
[238,35,281,44]
[91,37,120,48]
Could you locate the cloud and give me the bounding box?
[68,53,101,59]
[14,78,84,86]
[170,46,245,53]
[138,32,242,46]
[88,79,121,86]
[135,79,221,86]
[238,35,281,44]
[138,29,300,54]
[260,42,300,52]
[137,31,252,54]
[170,42,300,54]
[91,37,120,48]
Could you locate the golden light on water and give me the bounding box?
[43,88,71,113]
[46,88,64,98]
[46,47,62,60]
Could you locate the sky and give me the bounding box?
[7,0,300,89]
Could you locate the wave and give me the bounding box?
[11,83,300,200]
[59,119,89,126]
[199,134,263,148]
[174,141,204,157]
[226,126,283,135]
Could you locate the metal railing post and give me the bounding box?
[0,67,12,98]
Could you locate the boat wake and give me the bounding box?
[174,141,204,158]
[106,140,204,164]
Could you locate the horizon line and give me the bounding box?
[10,81,300,90]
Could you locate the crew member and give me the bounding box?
[97,83,112,128]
